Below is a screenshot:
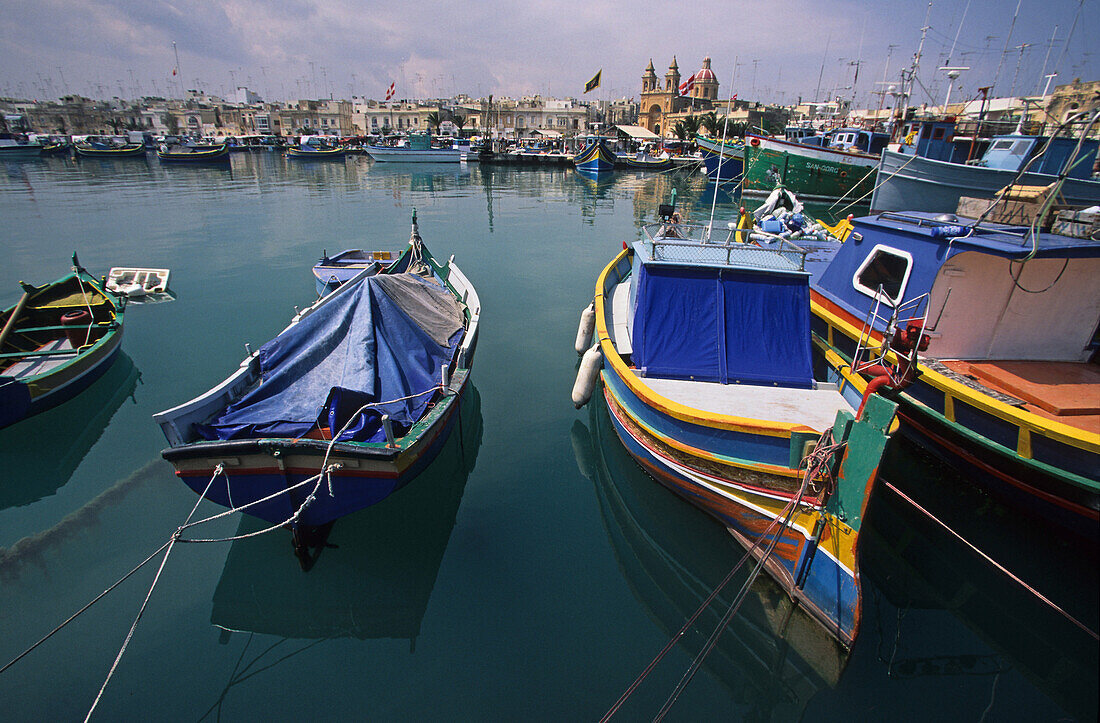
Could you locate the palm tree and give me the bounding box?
[425,111,441,133]
[681,114,701,139]
[700,112,718,136]
[672,121,688,142]
[452,113,467,137]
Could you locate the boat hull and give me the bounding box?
[871,149,1100,213]
[696,136,744,181]
[573,141,616,173]
[163,371,470,528]
[365,147,462,163]
[742,135,879,201]
[287,146,346,160]
[157,145,231,163]
[0,145,43,159]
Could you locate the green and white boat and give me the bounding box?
[742,131,887,202]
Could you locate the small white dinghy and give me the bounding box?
[106,268,171,298]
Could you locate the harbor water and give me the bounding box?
[0,154,1096,720]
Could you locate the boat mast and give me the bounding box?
[172,41,185,100]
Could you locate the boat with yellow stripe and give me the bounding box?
[573,136,617,174]
[808,211,1100,541]
[573,211,898,647]
[0,255,126,429]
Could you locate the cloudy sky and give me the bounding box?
[1,0,1096,107]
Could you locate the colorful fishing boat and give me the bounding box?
[809,211,1100,541]
[0,256,126,429]
[619,151,673,171]
[156,142,231,163]
[871,134,1100,213]
[573,214,899,647]
[153,211,480,553]
[573,137,617,174]
[286,139,346,160]
[312,248,398,296]
[695,135,744,181]
[366,132,462,163]
[73,138,146,158]
[742,130,886,201]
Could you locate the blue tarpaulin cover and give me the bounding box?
[631,262,813,388]
[198,272,464,443]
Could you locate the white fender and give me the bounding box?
[572,344,603,408]
[574,301,595,354]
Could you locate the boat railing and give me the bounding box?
[642,222,807,270]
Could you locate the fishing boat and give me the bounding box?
[695,135,744,181]
[0,133,44,159]
[573,210,900,647]
[153,211,480,553]
[73,137,146,158]
[286,136,346,160]
[366,132,462,163]
[871,133,1100,213]
[619,150,673,171]
[38,139,71,156]
[0,255,126,429]
[156,142,231,163]
[742,129,888,201]
[573,137,616,173]
[312,248,398,296]
[808,211,1100,541]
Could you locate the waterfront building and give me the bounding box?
[639,57,721,137]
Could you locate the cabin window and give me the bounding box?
[932,127,945,140]
[990,139,1013,151]
[852,244,913,305]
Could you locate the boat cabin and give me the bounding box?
[977,134,1099,179]
[813,212,1100,365]
[627,230,814,388]
[825,128,890,155]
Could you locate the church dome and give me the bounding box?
[696,57,717,82]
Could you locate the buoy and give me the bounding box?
[60,309,91,347]
[572,345,602,408]
[574,302,595,354]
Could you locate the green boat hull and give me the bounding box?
[742,136,879,201]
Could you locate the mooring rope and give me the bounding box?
[883,480,1098,641]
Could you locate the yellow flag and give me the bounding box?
[584,70,601,94]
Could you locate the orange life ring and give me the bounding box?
[750,137,760,147]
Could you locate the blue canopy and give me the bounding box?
[630,261,813,388]
[199,273,464,443]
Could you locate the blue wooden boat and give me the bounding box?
[312,248,398,296]
[154,212,480,547]
[575,215,899,647]
[696,135,744,181]
[0,256,126,429]
[573,137,616,173]
[809,211,1100,541]
[872,133,1100,213]
[157,142,231,163]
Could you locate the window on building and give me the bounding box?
[852,245,913,305]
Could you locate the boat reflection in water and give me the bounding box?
[572,390,847,719]
[861,435,1099,722]
[208,384,482,646]
[0,353,140,510]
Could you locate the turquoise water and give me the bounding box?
[0,154,1095,720]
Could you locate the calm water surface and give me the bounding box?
[0,153,1095,720]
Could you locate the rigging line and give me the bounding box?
[654,448,824,722]
[85,469,222,720]
[882,481,1098,641]
[599,485,807,722]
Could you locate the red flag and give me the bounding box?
[385,82,395,101]
[172,68,178,76]
[678,73,695,95]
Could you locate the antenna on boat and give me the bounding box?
[410,207,421,244]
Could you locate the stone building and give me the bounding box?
[639,57,720,136]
